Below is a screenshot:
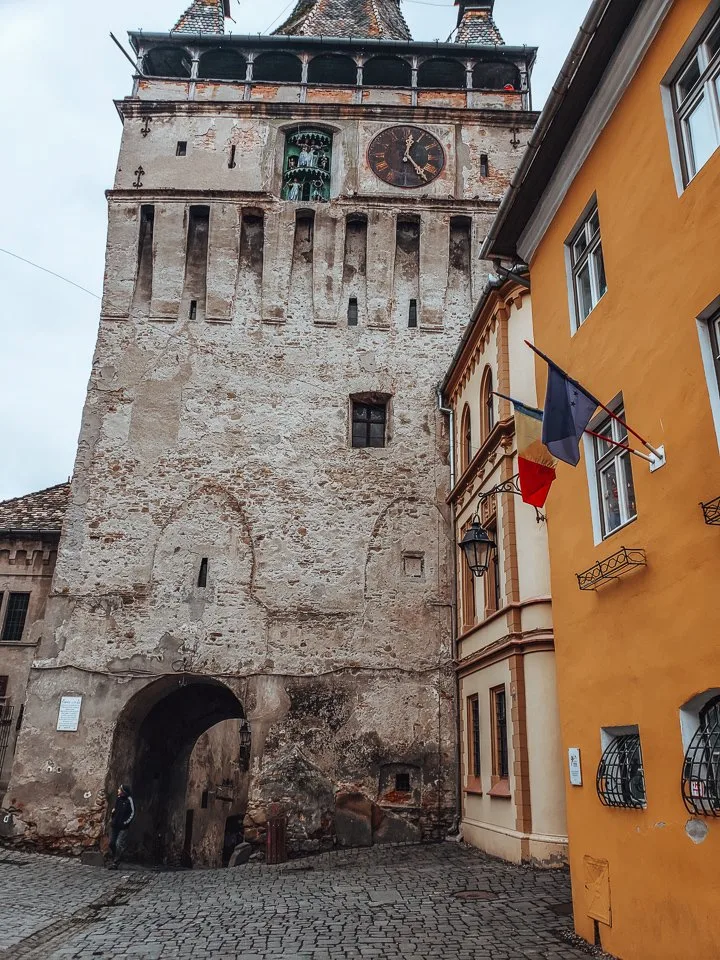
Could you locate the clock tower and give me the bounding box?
[6,0,537,863]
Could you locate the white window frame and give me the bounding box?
[565,199,607,333]
[662,1,720,193]
[697,295,720,452]
[583,398,637,544]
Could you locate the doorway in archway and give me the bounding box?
[106,676,249,867]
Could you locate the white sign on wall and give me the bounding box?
[57,696,82,732]
[568,747,583,786]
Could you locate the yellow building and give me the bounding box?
[484,0,720,957]
[441,271,567,865]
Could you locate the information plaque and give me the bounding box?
[57,696,82,732]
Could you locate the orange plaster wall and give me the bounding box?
[528,2,720,958]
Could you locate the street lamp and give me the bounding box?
[459,515,497,578]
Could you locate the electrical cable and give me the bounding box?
[0,247,101,300]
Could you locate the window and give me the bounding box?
[484,516,501,615]
[197,558,208,588]
[176,141,187,156]
[408,299,417,328]
[363,56,411,88]
[0,676,8,701]
[417,58,466,90]
[596,728,646,808]
[490,686,509,783]
[2,593,30,642]
[682,695,720,817]
[460,404,472,470]
[460,521,477,630]
[480,368,494,442]
[395,772,411,793]
[708,310,720,392]
[467,694,481,789]
[591,403,637,538]
[282,128,332,202]
[568,203,607,327]
[671,11,720,183]
[352,401,386,448]
[347,297,358,326]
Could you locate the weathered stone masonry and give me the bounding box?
[3,3,537,863]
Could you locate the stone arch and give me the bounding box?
[473,60,521,90]
[197,47,247,81]
[307,53,357,85]
[106,675,246,865]
[417,58,466,90]
[363,56,411,87]
[252,51,302,83]
[144,45,192,78]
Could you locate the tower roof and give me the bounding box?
[172,0,231,35]
[455,0,503,44]
[274,0,411,40]
[0,482,69,535]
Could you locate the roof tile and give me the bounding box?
[0,483,70,534]
[173,0,228,35]
[274,0,411,40]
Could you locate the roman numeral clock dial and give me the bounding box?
[368,126,445,188]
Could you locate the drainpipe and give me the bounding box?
[480,0,612,261]
[436,386,462,832]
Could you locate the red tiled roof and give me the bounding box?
[274,0,411,40]
[0,482,70,533]
[456,8,503,43]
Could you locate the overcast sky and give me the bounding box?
[0,0,587,501]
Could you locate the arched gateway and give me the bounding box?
[106,676,247,867]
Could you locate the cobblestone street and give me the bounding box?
[0,843,610,960]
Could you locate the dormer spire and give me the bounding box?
[455,0,503,44]
[172,0,231,34]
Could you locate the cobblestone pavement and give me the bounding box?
[0,843,611,960]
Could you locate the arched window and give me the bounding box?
[144,45,191,78]
[363,56,411,87]
[480,369,495,441]
[307,54,357,86]
[682,694,720,816]
[472,60,521,91]
[253,52,302,83]
[282,128,333,202]
[460,404,472,471]
[197,48,247,81]
[417,58,466,90]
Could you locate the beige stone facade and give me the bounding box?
[442,276,567,865]
[3,18,537,864]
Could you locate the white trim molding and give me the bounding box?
[518,0,674,264]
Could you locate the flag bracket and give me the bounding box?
[476,475,546,524]
[648,444,666,473]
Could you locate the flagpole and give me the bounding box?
[524,340,663,460]
[584,429,654,464]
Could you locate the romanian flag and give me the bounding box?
[512,400,557,508]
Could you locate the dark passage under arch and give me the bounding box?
[106,676,245,866]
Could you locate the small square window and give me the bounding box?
[351,401,387,448]
[567,202,607,329]
[176,141,188,156]
[395,773,410,792]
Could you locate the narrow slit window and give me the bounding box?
[197,558,208,588]
[176,141,188,157]
[347,297,358,326]
[490,686,509,781]
[201,790,209,809]
[468,694,481,783]
[229,145,237,169]
[480,154,489,177]
[189,299,198,320]
[408,299,418,328]
[2,593,30,643]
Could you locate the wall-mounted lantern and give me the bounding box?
[459,516,496,578]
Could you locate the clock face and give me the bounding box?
[367,125,445,189]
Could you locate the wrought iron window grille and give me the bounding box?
[700,495,720,525]
[682,698,720,817]
[576,546,646,591]
[596,734,646,808]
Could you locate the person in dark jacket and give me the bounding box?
[107,784,135,869]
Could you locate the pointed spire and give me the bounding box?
[455,0,504,44]
[274,0,411,40]
[172,0,230,35]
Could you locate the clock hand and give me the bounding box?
[402,134,415,163]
